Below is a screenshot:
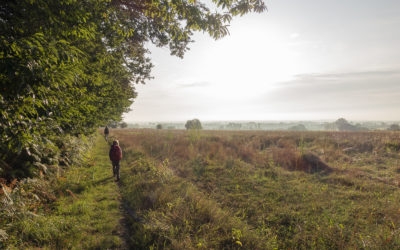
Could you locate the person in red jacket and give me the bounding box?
[109,140,122,181]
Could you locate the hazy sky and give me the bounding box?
[124,0,400,122]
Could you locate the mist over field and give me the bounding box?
[127,119,400,131]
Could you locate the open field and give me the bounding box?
[2,128,400,249]
[111,128,400,249]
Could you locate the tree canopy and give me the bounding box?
[0,0,266,179]
[185,119,203,130]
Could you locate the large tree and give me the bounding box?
[0,0,266,179]
[185,118,203,130]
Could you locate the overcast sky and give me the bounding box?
[123,0,400,122]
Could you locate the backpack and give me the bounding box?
[109,145,122,161]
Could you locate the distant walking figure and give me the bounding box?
[104,126,109,141]
[109,140,122,181]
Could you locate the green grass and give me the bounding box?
[3,129,400,249]
[52,135,125,249]
[2,134,125,249]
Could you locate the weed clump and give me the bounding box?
[299,153,333,174]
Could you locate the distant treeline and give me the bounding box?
[129,118,400,131]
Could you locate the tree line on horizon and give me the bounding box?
[150,118,400,131]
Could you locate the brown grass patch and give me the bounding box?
[272,147,332,174]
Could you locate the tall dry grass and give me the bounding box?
[112,128,400,249]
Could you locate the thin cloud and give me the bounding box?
[177,81,211,88]
[290,33,300,39]
[297,69,400,79]
[256,68,400,116]
[280,69,400,88]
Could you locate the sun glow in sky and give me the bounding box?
[124,0,400,122]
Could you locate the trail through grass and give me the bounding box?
[3,134,127,249]
[51,134,127,248]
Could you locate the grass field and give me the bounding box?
[2,128,400,249]
[111,128,400,249]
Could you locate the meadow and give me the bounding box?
[112,128,400,249]
[2,128,400,249]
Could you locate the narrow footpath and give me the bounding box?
[92,133,129,249]
[50,133,130,249]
